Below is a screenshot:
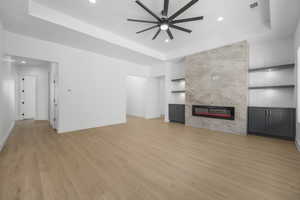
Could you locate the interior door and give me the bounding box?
[49,63,59,130]
[20,76,36,120]
[53,78,59,129]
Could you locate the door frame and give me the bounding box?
[49,62,59,130]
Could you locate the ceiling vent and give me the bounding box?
[250,1,259,8]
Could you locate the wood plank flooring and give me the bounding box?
[0,117,300,200]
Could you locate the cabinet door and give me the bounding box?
[268,109,295,139]
[176,105,185,123]
[169,105,176,122]
[248,108,268,134]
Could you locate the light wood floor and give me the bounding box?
[0,117,300,200]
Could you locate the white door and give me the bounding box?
[49,63,59,130]
[53,78,59,129]
[20,76,36,119]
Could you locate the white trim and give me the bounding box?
[296,139,300,152]
[0,121,15,152]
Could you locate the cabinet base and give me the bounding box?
[170,120,185,124]
[248,132,295,141]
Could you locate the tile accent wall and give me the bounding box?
[185,41,249,135]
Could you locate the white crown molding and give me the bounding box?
[28,0,167,61]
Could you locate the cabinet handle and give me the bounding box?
[266,110,270,129]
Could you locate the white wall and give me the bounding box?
[15,64,50,120]
[250,38,294,69]
[249,68,295,107]
[143,61,184,121]
[145,77,161,119]
[159,77,165,116]
[294,19,300,150]
[162,60,186,122]
[0,22,16,151]
[168,60,186,105]
[126,75,163,119]
[249,38,296,108]
[4,31,151,133]
[126,76,147,118]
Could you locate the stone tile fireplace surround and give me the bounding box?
[185,41,249,135]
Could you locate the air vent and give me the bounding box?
[250,2,258,8]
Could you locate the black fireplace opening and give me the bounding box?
[192,105,235,120]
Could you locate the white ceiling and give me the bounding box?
[8,55,51,67]
[1,0,300,64]
[34,0,271,52]
[0,0,165,66]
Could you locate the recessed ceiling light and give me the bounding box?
[89,0,96,4]
[164,39,169,43]
[217,17,224,22]
[21,61,27,64]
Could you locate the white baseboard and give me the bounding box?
[0,121,15,152]
[296,139,300,152]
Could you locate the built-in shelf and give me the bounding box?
[248,85,295,90]
[171,90,186,93]
[249,64,294,72]
[171,78,185,82]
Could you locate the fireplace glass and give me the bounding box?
[192,105,235,120]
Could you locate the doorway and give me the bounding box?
[11,56,59,131]
[125,75,166,120]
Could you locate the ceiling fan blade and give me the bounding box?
[169,0,199,21]
[152,29,161,40]
[127,19,159,24]
[135,0,161,22]
[166,29,174,40]
[170,24,192,33]
[136,25,159,34]
[162,0,169,16]
[171,16,203,24]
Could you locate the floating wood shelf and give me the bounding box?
[248,85,295,90]
[171,78,185,82]
[171,90,186,93]
[249,64,294,72]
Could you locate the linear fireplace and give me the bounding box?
[192,105,235,120]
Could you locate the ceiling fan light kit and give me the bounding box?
[128,0,204,40]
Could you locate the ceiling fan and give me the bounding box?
[127,0,203,40]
